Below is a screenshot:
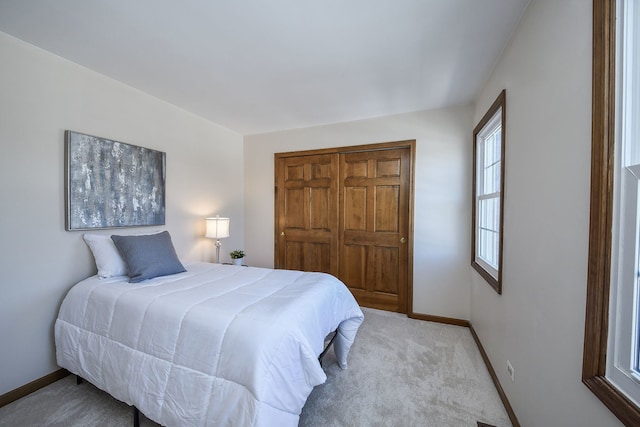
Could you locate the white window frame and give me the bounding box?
[472,90,506,294]
[476,112,502,278]
[607,0,640,406]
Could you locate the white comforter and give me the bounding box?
[55,262,364,426]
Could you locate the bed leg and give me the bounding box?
[76,375,83,385]
[133,406,140,427]
[318,330,338,366]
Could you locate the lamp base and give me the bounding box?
[215,240,222,263]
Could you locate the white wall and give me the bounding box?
[244,106,473,318]
[0,32,244,396]
[471,1,622,426]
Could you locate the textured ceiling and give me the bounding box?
[0,0,530,135]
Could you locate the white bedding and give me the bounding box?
[55,262,364,426]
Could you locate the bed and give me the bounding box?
[55,256,364,426]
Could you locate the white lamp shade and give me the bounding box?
[205,217,230,239]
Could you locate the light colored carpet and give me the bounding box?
[0,308,511,426]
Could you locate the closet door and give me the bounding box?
[275,141,413,314]
[275,153,339,275]
[339,148,410,313]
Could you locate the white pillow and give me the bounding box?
[83,233,128,278]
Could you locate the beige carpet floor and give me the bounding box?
[0,308,511,426]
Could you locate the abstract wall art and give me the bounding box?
[65,130,166,230]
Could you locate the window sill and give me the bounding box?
[472,261,501,294]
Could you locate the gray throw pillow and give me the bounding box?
[111,231,186,283]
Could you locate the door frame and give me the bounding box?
[274,140,415,314]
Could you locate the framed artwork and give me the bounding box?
[65,130,166,231]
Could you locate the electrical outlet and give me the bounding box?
[506,360,515,381]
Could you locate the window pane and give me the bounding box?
[479,196,500,232]
[479,199,489,229]
[478,196,500,270]
[484,128,501,165]
[478,228,498,269]
[484,163,501,194]
[481,127,502,195]
[484,137,493,169]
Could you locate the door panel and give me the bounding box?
[276,154,338,275]
[307,242,331,272]
[339,148,410,312]
[310,187,330,229]
[372,246,399,294]
[346,160,368,178]
[285,188,305,229]
[344,187,367,230]
[375,186,400,232]
[342,244,367,290]
[285,241,304,271]
[377,158,401,177]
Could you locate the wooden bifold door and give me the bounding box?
[275,141,414,313]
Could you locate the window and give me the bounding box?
[472,90,506,294]
[607,0,640,409]
[583,0,640,425]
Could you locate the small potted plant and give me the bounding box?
[230,250,246,266]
